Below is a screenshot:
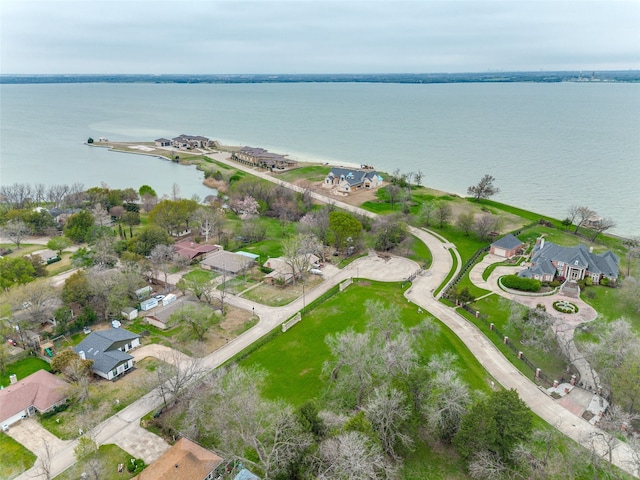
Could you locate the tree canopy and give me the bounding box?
[467,174,500,202]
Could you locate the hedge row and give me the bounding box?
[501,275,541,292]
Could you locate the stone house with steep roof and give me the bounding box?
[324,167,383,193]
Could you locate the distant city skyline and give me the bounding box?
[1,0,639,74]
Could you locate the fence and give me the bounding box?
[282,312,302,332]
[340,278,353,291]
[459,303,554,387]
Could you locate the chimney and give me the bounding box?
[589,246,594,253]
[540,238,545,249]
[78,351,86,360]
[9,374,17,384]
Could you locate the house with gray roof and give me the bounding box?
[490,234,524,258]
[231,146,297,170]
[323,167,383,193]
[74,328,141,380]
[519,238,619,284]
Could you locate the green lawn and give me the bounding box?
[0,433,36,480]
[239,281,492,406]
[182,268,216,283]
[53,444,138,480]
[581,285,639,329]
[274,165,331,183]
[1,357,51,388]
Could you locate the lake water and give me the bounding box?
[1,82,638,236]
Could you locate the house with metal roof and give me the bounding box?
[200,250,255,274]
[323,167,383,193]
[74,328,141,380]
[519,238,619,284]
[489,234,524,258]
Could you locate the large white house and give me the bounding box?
[323,167,383,193]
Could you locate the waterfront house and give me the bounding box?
[134,437,224,480]
[489,234,524,258]
[519,238,619,284]
[171,135,211,149]
[155,138,172,147]
[231,146,297,170]
[323,167,383,193]
[0,370,69,428]
[74,328,141,380]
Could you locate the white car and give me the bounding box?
[155,295,165,301]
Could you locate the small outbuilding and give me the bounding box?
[490,234,524,258]
[140,298,159,311]
[121,307,138,321]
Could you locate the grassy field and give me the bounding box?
[239,280,492,406]
[1,357,51,387]
[273,165,331,183]
[53,444,137,480]
[0,433,36,480]
[181,268,216,283]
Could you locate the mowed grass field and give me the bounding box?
[239,280,493,406]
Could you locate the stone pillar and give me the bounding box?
[503,336,508,344]
[536,368,541,378]
[490,323,494,330]
[570,375,576,386]
[475,311,479,318]
[553,380,559,388]
[518,351,523,359]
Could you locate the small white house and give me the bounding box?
[135,286,153,301]
[140,297,158,311]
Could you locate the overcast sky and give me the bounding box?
[1,0,638,74]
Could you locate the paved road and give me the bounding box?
[11,157,639,478]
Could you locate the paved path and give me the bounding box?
[11,158,638,478]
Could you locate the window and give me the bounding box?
[111,368,118,377]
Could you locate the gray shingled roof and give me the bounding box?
[327,167,380,186]
[491,234,523,250]
[526,241,619,279]
[74,328,140,375]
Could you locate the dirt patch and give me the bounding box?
[306,181,381,207]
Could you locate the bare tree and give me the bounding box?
[424,368,471,443]
[622,237,640,277]
[194,206,220,242]
[149,244,180,291]
[457,211,475,236]
[467,174,500,202]
[363,385,413,459]
[34,438,55,480]
[281,233,323,285]
[152,349,204,408]
[202,366,313,478]
[414,170,424,187]
[473,214,500,240]
[386,184,402,211]
[573,206,596,234]
[90,203,111,227]
[315,431,397,480]
[1,220,31,249]
[8,279,59,330]
[434,202,453,228]
[418,200,437,227]
[588,217,616,241]
[0,183,32,209]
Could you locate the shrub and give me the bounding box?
[501,275,541,292]
[550,280,561,288]
[600,277,609,286]
[585,277,593,286]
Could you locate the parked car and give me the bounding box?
[154,294,165,301]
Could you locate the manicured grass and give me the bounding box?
[407,234,433,268]
[238,239,283,260]
[433,248,457,298]
[1,357,51,388]
[274,165,330,183]
[239,281,492,406]
[53,444,138,480]
[581,285,639,328]
[0,432,37,480]
[462,295,567,380]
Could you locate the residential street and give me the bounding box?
[8,159,639,478]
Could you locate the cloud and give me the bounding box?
[1,0,638,73]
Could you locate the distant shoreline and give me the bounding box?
[3,71,640,85]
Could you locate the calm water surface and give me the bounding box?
[1,82,638,235]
